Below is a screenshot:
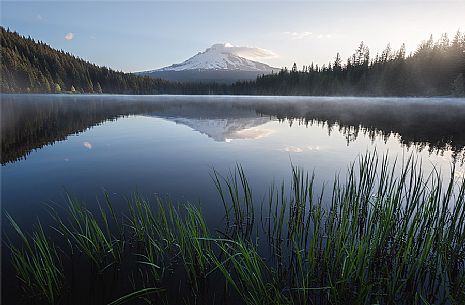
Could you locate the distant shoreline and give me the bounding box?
[1,92,463,99]
[2,27,464,98]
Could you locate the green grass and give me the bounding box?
[209,238,288,305]
[50,194,124,272]
[127,194,214,290]
[106,287,164,305]
[6,214,64,304]
[5,152,465,304]
[209,152,465,304]
[212,165,255,239]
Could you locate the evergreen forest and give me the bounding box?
[1,26,464,96]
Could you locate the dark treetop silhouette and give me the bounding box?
[2,95,465,165]
[1,27,464,96]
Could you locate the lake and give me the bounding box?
[2,94,465,305]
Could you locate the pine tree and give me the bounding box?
[291,63,298,73]
[95,82,102,94]
[333,53,341,70]
[2,26,465,96]
[451,73,465,96]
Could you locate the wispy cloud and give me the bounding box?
[232,46,276,59]
[282,145,303,153]
[284,31,313,40]
[83,141,92,149]
[307,145,321,151]
[284,31,333,40]
[36,14,43,21]
[317,34,332,39]
[232,127,274,140]
[64,32,74,41]
[213,43,277,60]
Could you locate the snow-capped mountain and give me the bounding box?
[138,43,280,83]
[168,117,272,142]
[142,100,274,141]
[154,43,277,72]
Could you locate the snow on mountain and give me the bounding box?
[146,43,278,72]
[143,102,273,142]
[168,116,272,142]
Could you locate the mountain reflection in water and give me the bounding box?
[2,94,465,165]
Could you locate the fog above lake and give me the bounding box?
[2,94,465,305]
[2,94,465,165]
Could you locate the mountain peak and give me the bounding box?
[151,43,278,72]
[138,43,279,83]
[209,43,233,50]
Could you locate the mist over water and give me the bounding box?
[2,94,464,216]
[2,94,465,164]
[1,94,465,304]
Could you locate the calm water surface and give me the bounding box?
[2,94,465,304]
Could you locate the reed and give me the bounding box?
[126,194,215,291]
[6,214,64,304]
[5,152,465,304]
[212,164,255,239]
[213,153,465,304]
[173,204,214,291]
[51,194,123,272]
[127,195,177,282]
[209,238,289,305]
[106,287,164,305]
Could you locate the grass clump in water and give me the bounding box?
[4,152,465,305]
[213,153,465,304]
[51,194,124,272]
[6,214,64,304]
[127,194,214,291]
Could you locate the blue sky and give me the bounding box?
[2,1,464,72]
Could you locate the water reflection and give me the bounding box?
[2,94,464,304]
[254,98,465,160]
[2,94,464,165]
[166,117,271,142]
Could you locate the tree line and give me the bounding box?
[233,32,465,96]
[0,27,227,95]
[1,26,464,96]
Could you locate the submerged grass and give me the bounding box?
[5,152,465,305]
[6,214,64,304]
[209,238,288,305]
[50,194,124,272]
[106,287,165,305]
[127,194,214,291]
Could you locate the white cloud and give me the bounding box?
[64,32,74,41]
[231,46,276,60]
[233,127,274,140]
[283,146,303,153]
[284,31,332,40]
[307,145,321,151]
[284,31,313,40]
[212,43,277,60]
[83,141,92,149]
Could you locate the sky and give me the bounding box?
[1,1,465,72]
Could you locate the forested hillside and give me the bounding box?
[233,33,465,96]
[1,26,464,96]
[0,27,227,94]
